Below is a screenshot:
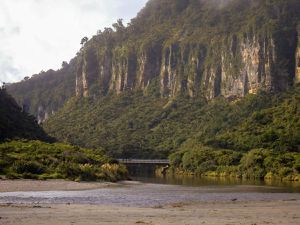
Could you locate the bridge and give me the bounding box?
[117,159,170,165]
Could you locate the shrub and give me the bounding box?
[0,140,127,181]
[12,160,44,174]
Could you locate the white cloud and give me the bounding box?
[0,0,147,83]
[0,52,20,83]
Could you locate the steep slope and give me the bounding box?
[44,84,300,158]
[0,89,128,181]
[7,59,76,123]
[7,0,300,120]
[75,0,300,99]
[0,88,50,142]
[4,0,300,181]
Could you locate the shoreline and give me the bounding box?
[0,200,299,225]
[0,179,300,224]
[0,179,124,193]
[158,169,300,183]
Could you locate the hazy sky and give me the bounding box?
[0,0,148,83]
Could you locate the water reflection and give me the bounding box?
[1,180,299,206]
[131,173,300,193]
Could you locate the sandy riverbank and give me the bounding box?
[0,200,299,225]
[0,179,122,192]
[0,179,300,225]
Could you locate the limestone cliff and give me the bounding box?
[76,30,298,100]
[7,0,300,119]
[75,0,299,100]
[296,26,300,83]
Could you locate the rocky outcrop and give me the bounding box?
[76,28,299,101]
[296,28,300,83]
[220,35,275,98]
[76,45,163,96]
[76,47,99,97]
[8,0,299,121]
[110,47,136,93]
[37,105,55,124]
[136,47,162,91]
[296,47,300,83]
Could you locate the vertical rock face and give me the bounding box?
[75,27,299,101]
[37,105,46,124]
[203,65,222,100]
[110,55,129,94]
[137,47,162,90]
[75,30,299,100]
[239,36,265,95]
[98,49,113,94]
[220,35,274,99]
[71,0,299,101]
[296,29,300,83]
[110,49,137,93]
[160,44,180,97]
[37,106,56,124]
[76,45,163,97]
[76,47,100,97]
[296,47,300,83]
[8,0,299,123]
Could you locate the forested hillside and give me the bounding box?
[6,60,76,123]
[7,0,300,121]
[0,88,50,142]
[44,84,300,158]
[0,89,128,181]
[5,0,300,180]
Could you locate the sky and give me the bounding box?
[0,0,148,83]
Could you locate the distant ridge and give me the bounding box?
[0,88,51,142]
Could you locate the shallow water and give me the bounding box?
[134,175,300,192]
[0,177,300,207]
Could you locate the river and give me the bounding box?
[0,174,299,207]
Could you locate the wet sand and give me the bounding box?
[0,200,300,225]
[0,180,300,225]
[0,179,120,192]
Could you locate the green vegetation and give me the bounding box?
[0,89,127,181]
[169,146,300,181]
[43,84,300,181]
[0,140,128,181]
[7,0,300,117]
[44,84,299,154]
[5,0,300,182]
[6,61,76,122]
[0,88,51,142]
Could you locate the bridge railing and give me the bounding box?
[117,159,170,164]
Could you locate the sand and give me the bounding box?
[1,201,300,225]
[0,180,299,225]
[0,179,120,192]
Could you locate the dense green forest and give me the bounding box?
[44,85,300,157]
[43,84,300,180]
[0,140,127,181]
[0,88,50,142]
[7,0,300,116]
[169,147,300,181]
[0,88,127,181]
[5,0,300,181]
